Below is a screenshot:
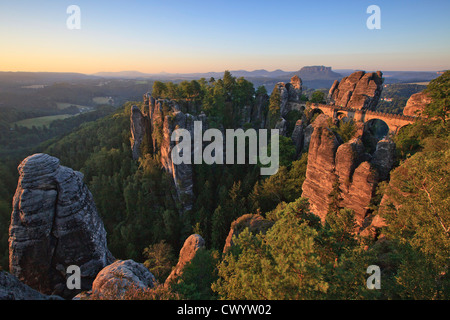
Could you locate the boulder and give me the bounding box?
[91,259,156,299]
[223,214,274,253]
[403,91,431,117]
[165,234,205,287]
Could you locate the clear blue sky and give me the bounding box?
[1,0,449,73]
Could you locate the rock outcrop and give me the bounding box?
[274,75,305,118]
[251,89,269,129]
[371,138,396,181]
[291,113,334,159]
[8,153,114,299]
[301,118,341,221]
[339,161,379,224]
[301,116,395,227]
[132,96,206,213]
[130,105,149,160]
[403,91,431,117]
[154,101,207,213]
[165,234,205,287]
[328,71,383,110]
[0,271,63,300]
[90,259,156,299]
[291,119,305,159]
[223,214,274,253]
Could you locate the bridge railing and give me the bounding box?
[310,103,417,121]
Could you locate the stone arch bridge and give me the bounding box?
[310,103,417,134]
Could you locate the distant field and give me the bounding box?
[56,102,91,110]
[405,82,430,86]
[93,96,112,104]
[13,114,74,128]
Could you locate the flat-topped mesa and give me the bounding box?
[328,70,383,110]
[9,153,114,299]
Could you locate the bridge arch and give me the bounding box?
[309,103,416,134]
[363,118,390,140]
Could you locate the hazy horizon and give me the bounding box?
[1,0,449,73]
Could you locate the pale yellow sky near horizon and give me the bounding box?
[2,50,448,74]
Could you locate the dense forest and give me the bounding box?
[0,71,448,300]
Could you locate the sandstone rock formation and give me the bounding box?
[291,119,305,159]
[291,113,334,159]
[90,259,156,299]
[130,105,148,160]
[328,71,383,110]
[133,96,206,213]
[339,161,379,224]
[274,75,304,118]
[165,234,205,287]
[301,116,395,227]
[301,119,341,221]
[251,89,269,129]
[403,91,431,117]
[0,271,63,300]
[371,138,396,181]
[289,75,303,100]
[223,214,274,253]
[9,153,114,298]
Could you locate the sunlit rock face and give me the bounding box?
[9,153,114,299]
[130,105,148,160]
[328,71,383,110]
[165,234,205,287]
[301,116,395,228]
[91,259,156,299]
[403,91,431,117]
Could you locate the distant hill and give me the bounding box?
[93,71,152,78]
[0,72,98,86]
[91,66,343,89]
[291,66,342,81]
[92,69,294,80]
